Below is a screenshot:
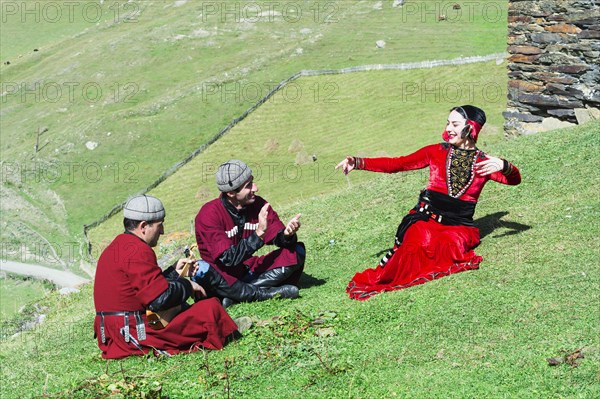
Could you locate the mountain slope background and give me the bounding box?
[1,0,509,273]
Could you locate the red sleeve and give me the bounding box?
[195,204,233,264]
[127,244,169,306]
[489,162,521,185]
[358,145,434,173]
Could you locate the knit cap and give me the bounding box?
[216,160,252,192]
[123,195,165,221]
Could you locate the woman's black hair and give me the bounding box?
[451,105,486,127]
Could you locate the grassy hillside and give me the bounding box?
[1,121,598,398]
[89,59,509,250]
[1,0,510,269]
[0,274,54,319]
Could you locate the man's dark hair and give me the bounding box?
[124,218,143,232]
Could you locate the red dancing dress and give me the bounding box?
[347,143,521,300]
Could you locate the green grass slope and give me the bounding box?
[89,59,509,250]
[1,0,509,268]
[1,121,598,398]
[0,274,54,319]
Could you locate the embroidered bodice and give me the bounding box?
[446,147,479,198]
[356,143,521,203]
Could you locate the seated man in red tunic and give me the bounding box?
[93,195,238,359]
[195,160,304,307]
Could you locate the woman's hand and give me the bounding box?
[335,156,356,175]
[475,156,504,176]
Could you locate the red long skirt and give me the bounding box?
[347,219,482,300]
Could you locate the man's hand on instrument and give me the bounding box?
[256,202,269,240]
[188,261,200,277]
[284,213,302,237]
[175,258,196,277]
[335,156,356,175]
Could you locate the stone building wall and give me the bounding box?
[505,0,600,136]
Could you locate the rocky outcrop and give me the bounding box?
[505,0,600,136]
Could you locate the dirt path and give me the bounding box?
[0,260,90,288]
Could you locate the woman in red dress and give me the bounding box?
[336,105,521,300]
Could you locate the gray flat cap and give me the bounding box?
[216,160,252,192]
[123,195,165,221]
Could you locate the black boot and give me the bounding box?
[203,266,298,307]
[201,266,235,298]
[222,283,299,308]
[260,284,299,300]
[250,264,301,288]
[251,243,306,288]
[226,280,299,302]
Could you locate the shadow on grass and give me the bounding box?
[370,211,532,258]
[475,211,531,239]
[298,273,327,289]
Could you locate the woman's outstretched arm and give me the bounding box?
[336,144,434,175]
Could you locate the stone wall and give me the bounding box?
[505,0,600,136]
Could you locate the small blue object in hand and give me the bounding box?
[191,260,210,283]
